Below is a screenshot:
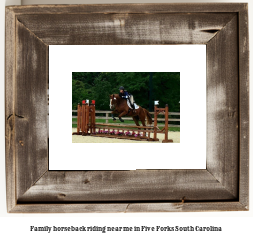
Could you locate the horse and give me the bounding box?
[109,94,153,127]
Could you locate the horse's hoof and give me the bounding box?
[119,119,124,122]
[112,118,116,121]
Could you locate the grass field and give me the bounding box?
[72,118,180,132]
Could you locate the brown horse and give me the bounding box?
[109,94,152,127]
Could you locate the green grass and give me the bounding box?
[72,118,180,132]
[168,127,180,132]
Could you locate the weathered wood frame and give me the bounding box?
[5,4,249,213]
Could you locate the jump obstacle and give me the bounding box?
[73,100,173,143]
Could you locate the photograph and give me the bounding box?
[3,1,250,219]
[48,44,205,170]
[72,72,180,143]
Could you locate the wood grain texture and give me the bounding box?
[206,16,239,198]
[5,3,249,213]
[125,202,247,213]
[10,202,247,213]
[238,4,249,209]
[16,13,236,45]
[15,20,48,200]
[18,170,236,202]
[5,7,17,212]
[7,3,246,14]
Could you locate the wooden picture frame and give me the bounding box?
[5,3,249,213]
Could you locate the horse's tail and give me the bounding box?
[144,108,153,125]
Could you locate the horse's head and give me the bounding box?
[109,94,118,110]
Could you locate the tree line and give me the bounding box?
[72,72,180,112]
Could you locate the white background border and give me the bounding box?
[49,45,206,170]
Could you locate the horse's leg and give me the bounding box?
[139,108,147,137]
[111,110,118,121]
[132,116,140,126]
[111,113,117,121]
[132,116,142,137]
[118,111,128,122]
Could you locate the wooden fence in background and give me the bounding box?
[72,110,180,127]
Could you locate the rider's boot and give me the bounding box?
[132,104,135,114]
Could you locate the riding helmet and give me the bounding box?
[119,86,124,90]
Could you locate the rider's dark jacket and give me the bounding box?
[119,91,130,99]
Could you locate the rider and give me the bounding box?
[119,86,135,110]
[111,86,135,122]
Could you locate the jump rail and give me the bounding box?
[73,100,173,143]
